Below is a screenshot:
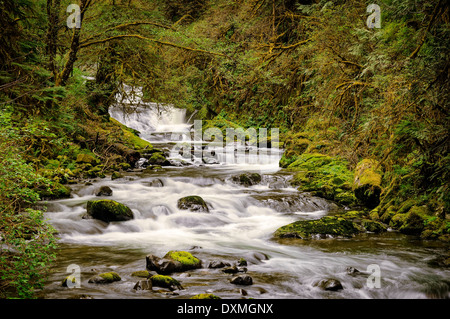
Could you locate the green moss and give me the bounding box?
[148,152,170,166]
[362,219,387,233]
[36,182,71,200]
[111,171,123,180]
[111,118,153,151]
[274,215,360,239]
[164,251,202,269]
[99,272,121,282]
[190,293,221,299]
[76,153,97,164]
[131,270,151,278]
[62,275,77,287]
[380,206,397,224]
[353,159,382,208]
[287,153,356,206]
[150,275,182,290]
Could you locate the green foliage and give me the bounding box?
[0,110,57,298]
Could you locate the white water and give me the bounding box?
[42,94,450,299]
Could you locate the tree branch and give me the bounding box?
[79,34,231,58]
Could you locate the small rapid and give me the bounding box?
[42,91,450,299]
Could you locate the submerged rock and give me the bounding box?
[133,279,152,291]
[95,185,113,196]
[148,178,164,187]
[177,195,209,212]
[231,173,262,186]
[314,278,343,291]
[208,261,231,269]
[230,275,253,285]
[86,199,133,223]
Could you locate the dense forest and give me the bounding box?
[0,0,448,299]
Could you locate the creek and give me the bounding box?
[42,90,450,299]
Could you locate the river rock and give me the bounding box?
[150,275,183,290]
[314,278,343,291]
[222,265,239,274]
[133,279,152,291]
[147,152,171,166]
[177,195,209,212]
[208,261,231,269]
[230,275,253,285]
[148,178,164,187]
[88,272,121,284]
[274,215,360,239]
[231,173,262,186]
[86,199,133,223]
[95,185,113,196]
[146,251,202,274]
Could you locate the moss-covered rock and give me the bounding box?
[190,293,221,299]
[231,172,262,186]
[88,272,121,284]
[150,274,183,290]
[131,270,151,278]
[177,195,209,212]
[148,152,171,166]
[380,205,397,224]
[353,159,382,208]
[274,215,360,239]
[95,185,113,196]
[164,251,202,270]
[86,199,133,222]
[287,153,356,206]
[362,219,387,233]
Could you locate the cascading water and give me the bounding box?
[42,90,450,299]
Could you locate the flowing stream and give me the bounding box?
[42,92,450,299]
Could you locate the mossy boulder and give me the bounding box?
[131,270,151,278]
[148,152,171,166]
[88,272,121,284]
[150,275,183,290]
[146,251,202,274]
[231,172,262,186]
[86,199,133,222]
[164,251,202,270]
[362,219,387,233]
[177,195,209,212]
[274,215,360,239]
[353,159,382,208]
[190,293,221,299]
[287,153,356,206]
